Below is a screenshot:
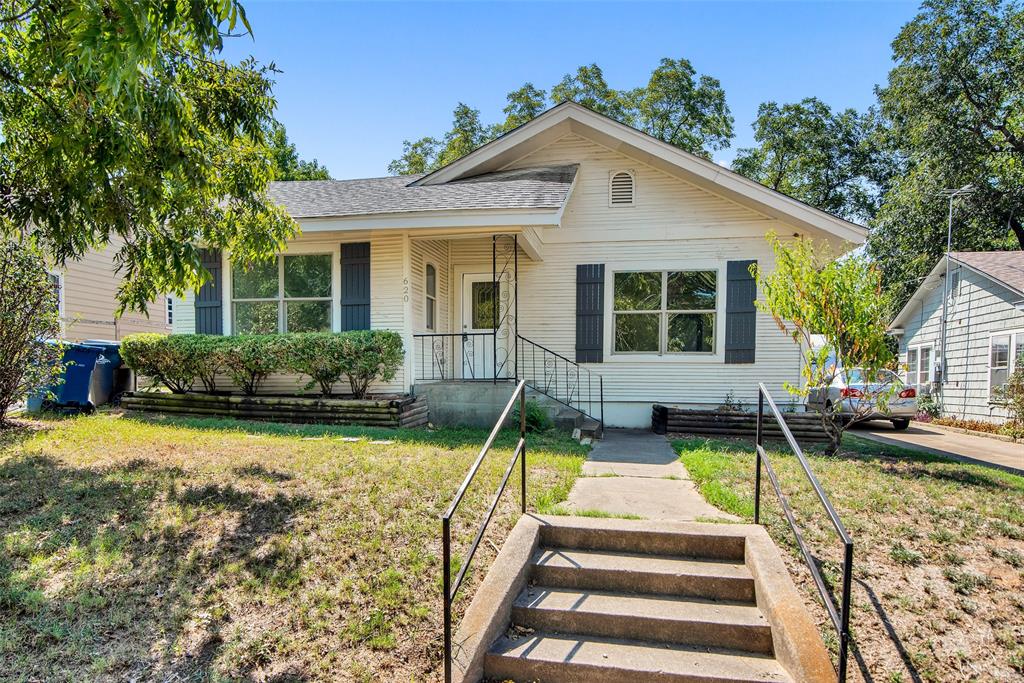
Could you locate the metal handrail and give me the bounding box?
[516,334,604,430]
[413,332,497,382]
[442,379,527,683]
[755,383,853,682]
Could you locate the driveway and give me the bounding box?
[851,421,1024,476]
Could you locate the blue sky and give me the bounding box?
[223,1,921,179]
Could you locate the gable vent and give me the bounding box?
[609,171,635,206]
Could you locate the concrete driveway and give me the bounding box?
[851,421,1024,476]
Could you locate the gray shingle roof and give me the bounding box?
[267,165,578,219]
[950,250,1024,296]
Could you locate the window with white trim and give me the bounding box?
[609,170,635,206]
[231,254,332,334]
[905,344,932,389]
[425,263,437,331]
[166,296,173,326]
[989,330,1024,400]
[613,270,717,354]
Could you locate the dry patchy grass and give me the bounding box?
[673,434,1024,683]
[0,412,586,682]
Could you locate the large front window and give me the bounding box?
[613,270,717,354]
[232,254,333,334]
[905,344,932,389]
[990,330,1024,400]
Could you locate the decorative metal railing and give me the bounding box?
[516,335,603,428]
[412,332,502,382]
[755,383,854,682]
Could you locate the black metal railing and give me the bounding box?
[755,383,853,682]
[441,379,527,683]
[413,332,500,382]
[516,335,603,429]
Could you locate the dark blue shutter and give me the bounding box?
[195,248,223,335]
[576,264,604,363]
[341,242,370,331]
[725,260,757,364]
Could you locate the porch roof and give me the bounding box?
[268,164,578,219]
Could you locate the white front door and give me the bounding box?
[461,273,499,379]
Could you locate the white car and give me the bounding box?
[806,368,918,430]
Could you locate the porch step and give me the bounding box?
[511,586,773,653]
[485,632,791,683]
[531,548,756,602]
[540,523,747,560]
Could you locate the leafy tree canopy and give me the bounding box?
[268,122,331,180]
[388,58,733,175]
[0,0,297,313]
[867,0,1024,306]
[732,98,886,223]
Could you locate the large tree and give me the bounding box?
[268,122,331,180]
[867,0,1024,307]
[0,0,296,313]
[388,58,734,174]
[732,98,884,222]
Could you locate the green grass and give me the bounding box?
[0,412,586,681]
[546,506,644,520]
[671,433,1024,682]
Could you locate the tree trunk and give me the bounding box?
[1010,215,1024,250]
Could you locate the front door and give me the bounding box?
[461,273,499,379]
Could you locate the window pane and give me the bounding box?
[615,314,659,352]
[906,349,918,382]
[1015,333,1024,367]
[426,297,435,330]
[233,259,278,299]
[668,313,715,352]
[284,254,331,298]
[614,272,661,310]
[471,281,495,329]
[991,367,1009,396]
[235,301,279,334]
[667,271,716,310]
[286,301,331,333]
[919,347,931,383]
[991,336,1010,367]
[426,264,436,297]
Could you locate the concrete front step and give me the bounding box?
[512,585,773,654]
[540,524,747,560]
[531,548,756,602]
[485,631,792,683]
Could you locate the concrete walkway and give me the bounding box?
[564,429,738,521]
[854,422,1024,476]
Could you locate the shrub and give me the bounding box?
[336,330,404,398]
[0,239,64,423]
[185,335,231,393]
[511,398,553,433]
[120,333,168,385]
[121,333,203,393]
[284,333,349,396]
[995,366,1024,431]
[222,335,288,396]
[916,393,941,420]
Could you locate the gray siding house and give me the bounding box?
[890,251,1024,424]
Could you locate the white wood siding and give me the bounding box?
[900,265,1024,423]
[171,290,195,334]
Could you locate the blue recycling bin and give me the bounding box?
[44,341,104,413]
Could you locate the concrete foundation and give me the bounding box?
[413,381,516,428]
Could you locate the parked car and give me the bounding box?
[806,367,918,430]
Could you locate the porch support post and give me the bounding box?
[492,234,497,384]
[514,234,518,381]
[402,233,415,394]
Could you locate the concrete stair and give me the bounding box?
[525,388,602,440]
[482,524,794,683]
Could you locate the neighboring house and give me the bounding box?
[169,102,865,427]
[50,235,172,341]
[889,251,1024,424]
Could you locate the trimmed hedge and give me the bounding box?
[121,331,404,398]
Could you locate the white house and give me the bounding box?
[890,250,1024,424]
[169,102,865,427]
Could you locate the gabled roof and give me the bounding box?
[413,101,867,244]
[268,165,577,219]
[889,251,1024,330]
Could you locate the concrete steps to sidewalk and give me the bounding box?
[482,524,796,683]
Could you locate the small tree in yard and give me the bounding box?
[994,367,1024,439]
[0,239,64,425]
[754,232,897,450]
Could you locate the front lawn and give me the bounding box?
[674,434,1024,682]
[0,413,586,682]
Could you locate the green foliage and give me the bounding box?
[0,239,64,423]
[267,122,331,180]
[388,57,733,174]
[0,1,298,314]
[732,98,884,222]
[334,331,404,399]
[917,393,942,419]
[284,333,350,396]
[221,335,289,396]
[868,0,1024,308]
[994,366,1024,430]
[180,335,232,393]
[511,399,553,433]
[121,333,229,394]
[119,334,167,385]
[754,233,897,447]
